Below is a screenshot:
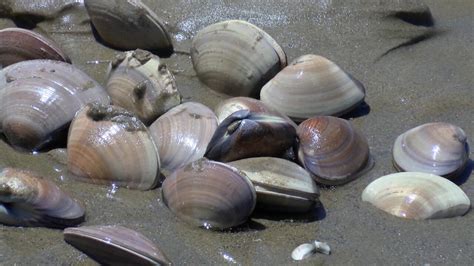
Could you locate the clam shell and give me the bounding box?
[0,28,70,67]
[149,102,218,172]
[0,60,110,151]
[0,168,85,228]
[162,159,257,230]
[67,103,160,190]
[107,49,181,124]
[64,225,172,265]
[229,157,319,213]
[392,122,469,179]
[191,20,286,97]
[84,0,173,52]
[297,116,371,185]
[261,54,365,122]
[205,110,296,162]
[362,172,470,219]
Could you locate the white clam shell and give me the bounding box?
[362,172,470,219]
[261,54,365,122]
[392,122,469,179]
[191,20,286,97]
[149,102,218,172]
[291,241,330,261]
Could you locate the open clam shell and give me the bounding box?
[362,172,470,219]
[67,103,160,190]
[107,49,181,124]
[261,54,365,122]
[205,110,296,162]
[84,0,173,52]
[149,102,218,172]
[191,20,286,97]
[64,225,172,265]
[229,157,320,213]
[297,116,371,185]
[0,168,85,228]
[392,122,469,179]
[0,60,110,151]
[0,28,70,67]
[162,159,257,230]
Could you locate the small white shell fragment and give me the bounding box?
[313,240,331,255]
[291,241,331,261]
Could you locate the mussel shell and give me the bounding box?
[297,116,371,185]
[229,157,320,213]
[64,225,172,265]
[205,110,296,162]
[0,60,110,151]
[67,103,160,190]
[149,102,218,172]
[0,28,70,67]
[191,20,286,97]
[84,0,173,52]
[362,172,470,219]
[392,122,469,179]
[107,49,181,124]
[162,159,257,230]
[0,168,85,228]
[260,54,365,122]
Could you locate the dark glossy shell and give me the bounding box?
[205,110,296,162]
[0,168,84,228]
[162,159,256,230]
[64,225,172,265]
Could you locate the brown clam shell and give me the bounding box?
[0,168,85,228]
[162,159,257,230]
[0,28,70,67]
[67,103,160,190]
[297,116,371,185]
[64,225,172,265]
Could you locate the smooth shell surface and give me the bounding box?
[162,159,257,230]
[0,60,110,151]
[0,28,70,67]
[149,102,218,172]
[64,225,172,265]
[84,0,173,52]
[392,122,469,178]
[191,20,286,97]
[107,49,181,124]
[362,172,470,219]
[229,157,319,212]
[291,241,331,261]
[0,168,85,228]
[297,116,371,185]
[67,103,160,190]
[205,110,296,162]
[261,54,365,122]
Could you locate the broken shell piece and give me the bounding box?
[107,49,181,124]
[291,240,331,261]
[0,168,85,228]
[362,172,470,219]
[64,225,172,265]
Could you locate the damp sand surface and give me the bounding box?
[0,0,474,264]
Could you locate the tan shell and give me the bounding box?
[229,157,320,213]
[297,116,371,185]
[0,60,110,151]
[162,159,256,230]
[261,54,365,122]
[191,20,286,97]
[392,122,469,179]
[149,102,218,172]
[67,103,160,190]
[107,49,181,124]
[84,0,173,52]
[0,168,85,228]
[0,28,70,67]
[362,172,470,219]
[64,225,172,265]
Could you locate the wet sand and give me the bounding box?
[0,0,473,264]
